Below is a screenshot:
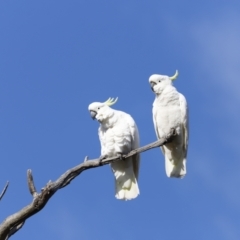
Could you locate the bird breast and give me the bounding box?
[101,125,132,157]
[153,89,182,136]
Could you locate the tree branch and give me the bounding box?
[0,129,175,240]
[27,170,38,198]
[0,182,9,201]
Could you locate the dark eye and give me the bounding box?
[158,80,161,82]
[98,107,100,110]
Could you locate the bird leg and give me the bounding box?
[164,128,176,143]
[99,154,108,165]
[116,152,124,161]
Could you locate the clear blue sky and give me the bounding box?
[1,1,240,239]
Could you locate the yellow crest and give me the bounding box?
[104,97,118,106]
[169,70,179,81]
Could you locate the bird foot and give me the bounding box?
[165,128,176,142]
[116,153,124,161]
[99,154,108,164]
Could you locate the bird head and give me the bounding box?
[88,97,118,123]
[149,70,178,94]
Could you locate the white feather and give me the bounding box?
[89,102,140,200]
[150,73,189,178]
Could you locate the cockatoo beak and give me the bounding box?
[90,110,97,120]
[150,81,156,91]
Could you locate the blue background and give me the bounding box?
[1,1,240,239]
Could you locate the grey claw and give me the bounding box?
[98,155,108,165]
[116,153,124,160]
[99,155,107,160]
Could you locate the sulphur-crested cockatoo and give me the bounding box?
[149,70,188,178]
[88,98,140,200]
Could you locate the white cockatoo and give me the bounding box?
[88,98,140,200]
[149,70,188,178]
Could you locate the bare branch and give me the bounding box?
[0,182,9,201]
[0,129,175,239]
[27,170,38,198]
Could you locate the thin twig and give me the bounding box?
[27,170,37,198]
[0,129,175,240]
[0,182,9,201]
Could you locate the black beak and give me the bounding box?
[150,82,156,91]
[90,110,97,120]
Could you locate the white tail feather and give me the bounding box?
[111,158,140,200]
[115,178,139,200]
[165,157,186,178]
